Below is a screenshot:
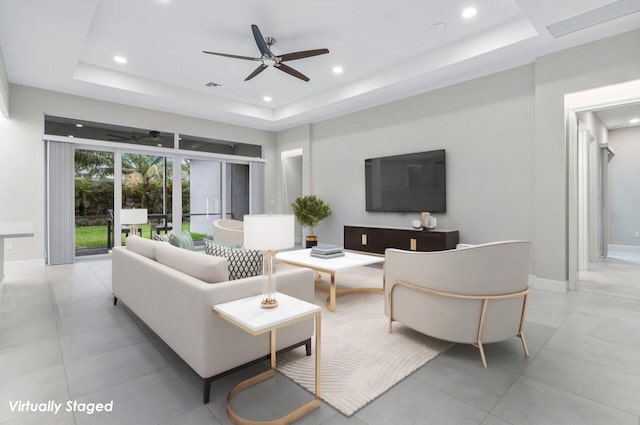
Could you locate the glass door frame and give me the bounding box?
[46,134,264,252]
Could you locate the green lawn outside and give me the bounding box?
[75,223,208,248]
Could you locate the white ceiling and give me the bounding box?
[595,103,640,129]
[2,0,640,131]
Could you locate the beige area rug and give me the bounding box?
[276,264,451,416]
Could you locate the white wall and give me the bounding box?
[0,84,276,261]
[608,126,640,246]
[310,65,535,247]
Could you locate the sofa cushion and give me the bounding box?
[204,240,263,280]
[156,242,229,283]
[125,235,158,260]
[169,230,194,250]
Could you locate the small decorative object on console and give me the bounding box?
[411,219,422,229]
[425,216,437,230]
[420,212,431,227]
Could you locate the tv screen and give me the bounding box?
[365,149,446,212]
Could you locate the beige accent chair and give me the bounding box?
[212,219,244,246]
[385,240,531,367]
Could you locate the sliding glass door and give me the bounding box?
[182,158,222,240]
[121,153,173,241]
[74,149,114,256]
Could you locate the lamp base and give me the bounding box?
[260,298,278,309]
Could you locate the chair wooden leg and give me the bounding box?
[519,333,530,357]
[113,295,118,306]
[477,342,488,368]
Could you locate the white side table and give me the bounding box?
[0,222,34,283]
[213,292,321,425]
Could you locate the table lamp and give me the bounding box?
[243,214,294,308]
[120,208,148,236]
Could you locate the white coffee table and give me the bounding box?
[213,292,321,425]
[276,249,385,312]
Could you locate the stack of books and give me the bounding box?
[310,244,345,259]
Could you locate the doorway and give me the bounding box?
[281,149,303,244]
[567,91,640,294]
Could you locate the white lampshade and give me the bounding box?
[121,208,148,225]
[243,214,294,251]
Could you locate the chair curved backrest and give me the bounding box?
[385,241,531,367]
[212,219,244,246]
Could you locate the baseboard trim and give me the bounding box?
[608,244,640,252]
[6,258,46,267]
[529,275,567,292]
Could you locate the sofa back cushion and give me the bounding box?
[156,242,229,283]
[125,235,158,261]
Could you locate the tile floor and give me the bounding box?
[0,252,639,425]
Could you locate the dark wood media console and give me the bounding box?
[344,225,459,254]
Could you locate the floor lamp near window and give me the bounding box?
[243,214,294,308]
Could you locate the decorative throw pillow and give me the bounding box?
[152,233,170,242]
[204,240,263,280]
[169,230,194,250]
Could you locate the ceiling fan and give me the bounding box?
[203,24,329,82]
[107,130,164,144]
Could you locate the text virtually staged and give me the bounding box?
[8,400,114,415]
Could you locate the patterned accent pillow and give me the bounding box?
[204,240,263,280]
[152,233,170,242]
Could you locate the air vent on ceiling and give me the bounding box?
[205,82,222,87]
[547,0,640,38]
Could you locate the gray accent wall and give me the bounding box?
[608,126,640,246]
[310,65,535,248]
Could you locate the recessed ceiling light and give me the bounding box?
[263,96,272,103]
[462,7,477,19]
[157,143,163,147]
[75,123,83,128]
[332,66,344,75]
[114,56,127,64]
[68,135,74,138]
[630,117,640,124]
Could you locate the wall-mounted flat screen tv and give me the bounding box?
[365,149,446,212]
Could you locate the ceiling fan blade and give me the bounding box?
[251,24,272,57]
[244,64,268,81]
[275,63,310,82]
[279,48,330,62]
[106,134,127,140]
[202,51,260,61]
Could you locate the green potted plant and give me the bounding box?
[291,195,332,248]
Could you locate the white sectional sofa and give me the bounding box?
[112,236,315,402]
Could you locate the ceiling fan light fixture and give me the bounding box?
[332,66,344,75]
[462,7,477,19]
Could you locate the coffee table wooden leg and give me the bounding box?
[327,273,336,312]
